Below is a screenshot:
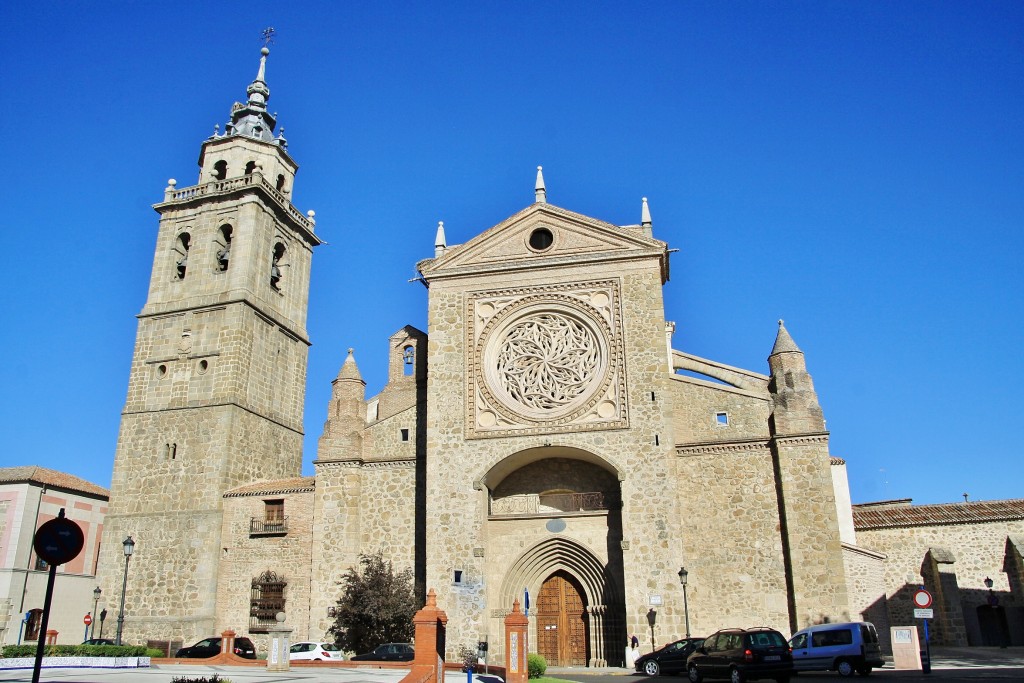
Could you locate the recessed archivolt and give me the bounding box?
[498,536,617,610]
[476,445,625,491]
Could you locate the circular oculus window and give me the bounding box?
[528,227,554,252]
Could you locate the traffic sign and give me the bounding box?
[914,608,934,619]
[84,614,93,626]
[33,517,84,566]
[913,589,933,609]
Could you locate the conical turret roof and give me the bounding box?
[336,348,364,382]
[770,319,803,356]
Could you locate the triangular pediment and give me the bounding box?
[420,203,666,280]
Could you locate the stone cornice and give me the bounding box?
[770,432,830,446]
[676,439,769,456]
[841,542,887,560]
[313,458,416,470]
[121,399,304,436]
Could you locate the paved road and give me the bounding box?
[2,648,1022,683]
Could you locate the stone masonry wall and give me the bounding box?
[857,519,1024,646]
[218,488,315,654]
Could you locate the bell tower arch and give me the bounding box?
[97,46,321,645]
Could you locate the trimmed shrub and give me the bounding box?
[527,652,547,678]
[1,644,154,658]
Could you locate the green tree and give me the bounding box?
[328,551,416,654]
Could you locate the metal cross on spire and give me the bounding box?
[261,27,276,47]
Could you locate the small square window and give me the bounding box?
[453,570,463,584]
[715,412,729,426]
[401,428,410,442]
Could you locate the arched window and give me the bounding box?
[270,242,286,290]
[276,174,286,191]
[212,160,227,180]
[244,161,257,176]
[250,570,287,632]
[174,232,191,280]
[216,225,232,272]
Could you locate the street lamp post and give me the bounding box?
[678,566,691,638]
[91,587,101,640]
[115,536,135,646]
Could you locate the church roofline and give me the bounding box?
[853,498,1024,530]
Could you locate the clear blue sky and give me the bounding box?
[2,2,1021,505]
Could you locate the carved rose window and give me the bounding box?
[496,313,599,411]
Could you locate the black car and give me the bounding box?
[636,637,705,676]
[175,636,257,659]
[687,627,792,683]
[350,642,415,661]
[82,638,115,646]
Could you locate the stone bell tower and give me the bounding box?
[97,46,321,644]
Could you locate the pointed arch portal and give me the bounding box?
[499,536,625,667]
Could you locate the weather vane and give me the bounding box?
[261,27,276,47]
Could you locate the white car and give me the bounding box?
[289,641,344,661]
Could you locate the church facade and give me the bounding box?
[96,48,1022,663]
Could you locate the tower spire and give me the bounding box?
[222,46,280,144]
[535,166,547,203]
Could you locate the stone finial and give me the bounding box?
[337,348,364,382]
[535,166,547,203]
[770,319,802,356]
[256,46,270,83]
[435,221,447,257]
[425,588,438,608]
[641,197,652,227]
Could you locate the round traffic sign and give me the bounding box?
[84,614,93,626]
[913,589,933,608]
[33,516,85,566]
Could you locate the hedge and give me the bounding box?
[1,644,162,658]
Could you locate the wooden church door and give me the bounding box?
[536,571,588,666]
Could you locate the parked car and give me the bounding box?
[686,627,793,683]
[349,642,415,661]
[636,637,705,676]
[289,641,344,661]
[789,622,883,677]
[82,638,115,645]
[175,636,257,659]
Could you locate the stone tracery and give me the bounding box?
[496,313,600,411]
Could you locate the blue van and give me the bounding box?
[788,622,883,677]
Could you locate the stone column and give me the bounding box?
[505,599,529,683]
[400,588,448,683]
[266,612,293,672]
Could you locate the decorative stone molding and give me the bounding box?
[770,433,830,446]
[466,281,628,438]
[313,458,416,470]
[676,440,769,457]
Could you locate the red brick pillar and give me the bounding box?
[45,630,58,645]
[505,599,529,683]
[220,629,236,655]
[400,588,448,683]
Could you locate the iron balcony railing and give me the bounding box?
[250,516,288,535]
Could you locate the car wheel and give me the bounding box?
[836,659,854,677]
[687,664,703,683]
[644,659,661,676]
[855,666,872,676]
[730,667,745,683]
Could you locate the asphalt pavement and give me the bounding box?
[1,648,1022,683]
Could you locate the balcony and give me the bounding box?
[490,491,613,517]
[250,516,288,536]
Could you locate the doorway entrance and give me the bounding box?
[537,571,589,666]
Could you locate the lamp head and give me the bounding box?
[122,536,135,557]
[678,566,688,587]
[94,586,102,598]
[984,576,994,589]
